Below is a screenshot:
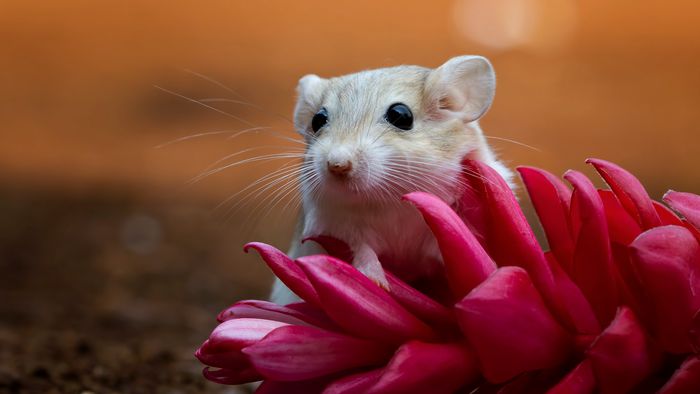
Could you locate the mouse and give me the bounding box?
[270,55,514,305]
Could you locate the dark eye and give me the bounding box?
[385,103,413,131]
[311,107,328,133]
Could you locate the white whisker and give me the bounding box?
[485,135,541,152]
[153,85,256,127]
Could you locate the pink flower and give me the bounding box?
[196,158,700,393]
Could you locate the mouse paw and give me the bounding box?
[370,273,390,292]
[352,243,390,291]
[354,257,389,291]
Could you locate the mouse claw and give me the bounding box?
[371,274,391,292]
[352,243,390,291]
[354,258,389,291]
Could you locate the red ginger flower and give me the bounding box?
[196,158,700,393]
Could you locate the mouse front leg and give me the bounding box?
[353,242,389,290]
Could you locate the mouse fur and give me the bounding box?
[271,56,513,305]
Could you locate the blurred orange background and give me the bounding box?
[1,1,698,391]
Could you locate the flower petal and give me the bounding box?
[460,160,552,281]
[297,254,436,344]
[463,160,598,333]
[546,360,596,394]
[629,225,700,353]
[664,190,700,230]
[302,235,355,262]
[214,318,288,345]
[217,300,336,329]
[402,191,496,298]
[385,272,455,328]
[303,235,453,326]
[684,222,700,244]
[195,318,289,369]
[202,366,262,385]
[323,369,383,394]
[564,170,618,326]
[459,160,588,333]
[244,242,320,307]
[586,158,661,229]
[597,190,652,320]
[598,189,641,246]
[196,340,249,371]
[690,309,700,354]
[586,307,659,394]
[658,356,700,394]
[456,266,571,383]
[302,235,454,326]
[256,377,332,394]
[243,325,392,381]
[368,341,479,394]
[517,166,574,271]
[546,253,601,336]
[653,200,685,226]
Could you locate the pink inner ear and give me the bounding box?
[436,86,467,112]
[438,95,454,111]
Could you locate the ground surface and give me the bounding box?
[0,186,284,393]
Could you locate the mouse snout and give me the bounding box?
[327,159,353,178]
[325,148,355,178]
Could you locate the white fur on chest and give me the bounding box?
[302,198,440,278]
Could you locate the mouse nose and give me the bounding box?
[327,160,353,177]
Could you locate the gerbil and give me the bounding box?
[271,55,514,305]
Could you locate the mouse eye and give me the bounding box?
[385,103,413,131]
[311,107,328,133]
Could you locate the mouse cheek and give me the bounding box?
[305,146,326,180]
[360,146,390,186]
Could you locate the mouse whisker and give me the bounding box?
[385,159,469,200]
[385,156,457,193]
[199,145,307,176]
[387,156,496,193]
[198,98,295,125]
[154,85,257,127]
[225,131,306,148]
[484,135,541,152]
[195,149,305,180]
[251,166,318,222]
[183,68,294,125]
[189,152,305,184]
[378,174,408,207]
[220,163,313,222]
[153,126,308,149]
[214,161,304,212]
[280,171,318,215]
[382,167,451,201]
[183,69,245,98]
[244,177,298,221]
[156,126,277,149]
[259,174,308,220]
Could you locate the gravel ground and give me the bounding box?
[0,186,283,393]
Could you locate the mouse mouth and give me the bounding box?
[307,155,462,206]
[324,173,369,194]
[314,170,391,205]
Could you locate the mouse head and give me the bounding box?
[294,55,509,206]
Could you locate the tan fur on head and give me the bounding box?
[293,55,512,209]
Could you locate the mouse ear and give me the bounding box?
[294,74,328,132]
[425,56,496,123]
[296,74,327,105]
